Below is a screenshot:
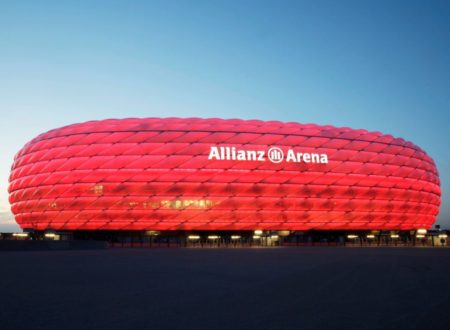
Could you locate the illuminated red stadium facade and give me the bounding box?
[8,118,440,241]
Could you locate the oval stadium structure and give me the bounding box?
[8,118,441,234]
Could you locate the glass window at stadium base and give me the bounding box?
[7,117,441,246]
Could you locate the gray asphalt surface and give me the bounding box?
[1,247,449,330]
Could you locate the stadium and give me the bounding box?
[7,117,441,246]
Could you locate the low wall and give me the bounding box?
[0,240,110,251]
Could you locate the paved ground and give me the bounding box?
[0,247,449,330]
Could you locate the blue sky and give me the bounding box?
[0,0,449,231]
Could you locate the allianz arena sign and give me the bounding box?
[208,146,329,164]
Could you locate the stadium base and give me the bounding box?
[2,229,447,248]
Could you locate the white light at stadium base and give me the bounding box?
[12,233,28,237]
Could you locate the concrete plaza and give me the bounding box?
[1,247,449,329]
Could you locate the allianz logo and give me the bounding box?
[208,146,329,164]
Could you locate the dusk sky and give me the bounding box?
[1,0,449,231]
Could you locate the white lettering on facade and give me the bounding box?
[208,146,329,164]
[285,150,329,164]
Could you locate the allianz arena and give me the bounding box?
[8,118,441,242]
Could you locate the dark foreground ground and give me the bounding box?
[1,247,449,330]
